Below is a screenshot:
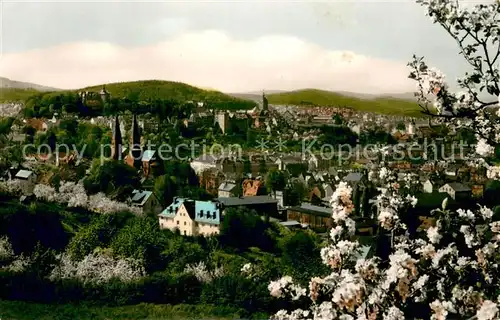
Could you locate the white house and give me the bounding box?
[422,179,434,193]
[439,183,471,200]
[14,169,37,195]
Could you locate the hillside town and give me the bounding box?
[1,0,500,319]
[0,87,495,245]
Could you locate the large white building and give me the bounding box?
[158,197,221,237]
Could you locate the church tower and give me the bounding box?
[262,91,269,112]
[111,115,123,160]
[128,114,142,168]
[99,85,110,103]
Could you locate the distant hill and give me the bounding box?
[266,89,423,117]
[0,80,257,109]
[0,77,60,91]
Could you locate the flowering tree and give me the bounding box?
[269,1,500,319]
[32,180,141,215]
[184,261,225,283]
[49,251,145,285]
[409,0,500,160]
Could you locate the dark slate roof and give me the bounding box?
[446,182,471,192]
[288,203,332,218]
[216,196,277,207]
[344,172,362,182]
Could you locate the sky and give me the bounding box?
[0,0,474,94]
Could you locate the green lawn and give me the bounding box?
[0,301,249,320]
[267,89,424,117]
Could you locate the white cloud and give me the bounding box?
[0,30,415,94]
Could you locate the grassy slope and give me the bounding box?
[0,301,245,320]
[267,89,424,117]
[0,80,257,109]
[0,89,41,102]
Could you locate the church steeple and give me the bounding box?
[129,114,142,168]
[131,114,140,147]
[111,115,122,160]
[262,90,268,112]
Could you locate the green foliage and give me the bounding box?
[83,160,140,200]
[395,122,406,131]
[154,160,209,206]
[484,180,500,207]
[0,88,42,102]
[0,300,245,320]
[219,207,276,252]
[7,81,257,117]
[359,127,397,145]
[201,274,272,315]
[0,201,69,254]
[67,213,133,261]
[267,89,424,117]
[110,217,165,272]
[161,236,207,272]
[0,117,14,136]
[83,81,256,110]
[278,230,329,283]
[266,170,287,196]
[319,125,358,146]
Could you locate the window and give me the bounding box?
[184,221,186,226]
[177,221,179,225]
[183,230,186,235]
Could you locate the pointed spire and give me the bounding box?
[131,114,140,147]
[111,115,122,160]
[262,90,268,111]
[129,114,142,169]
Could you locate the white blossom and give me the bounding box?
[50,251,145,284]
[0,236,14,261]
[184,261,224,283]
[476,139,494,157]
[476,300,498,320]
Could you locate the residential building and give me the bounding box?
[14,169,37,195]
[190,154,219,174]
[158,197,221,236]
[286,203,333,231]
[24,118,48,132]
[216,195,279,219]
[218,182,238,198]
[200,168,225,196]
[439,183,472,200]
[242,178,266,196]
[130,189,162,215]
[141,150,158,177]
[422,179,434,193]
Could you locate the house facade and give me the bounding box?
[422,180,434,193]
[158,197,221,237]
[14,169,37,195]
[130,189,161,215]
[439,183,472,200]
[218,182,237,198]
[286,203,333,232]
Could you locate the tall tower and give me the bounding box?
[262,91,268,112]
[130,114,142,168]
[111,115,123,160]
[99,86,109,103]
